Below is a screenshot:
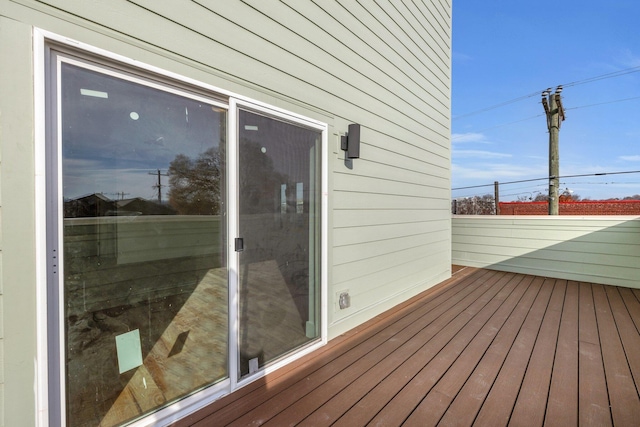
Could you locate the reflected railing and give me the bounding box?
[64,215,227,427]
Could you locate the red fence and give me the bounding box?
[498,200,640,215]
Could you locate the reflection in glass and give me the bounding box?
[238,110,321,377]
[61,63,227,427]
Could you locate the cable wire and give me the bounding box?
[565,95,640,111]
[452,170,640,191]
[453,64,640,120]
[453,91,540,120]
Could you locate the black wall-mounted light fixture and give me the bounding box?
[341,123,361,159]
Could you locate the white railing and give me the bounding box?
[452,215,640,288]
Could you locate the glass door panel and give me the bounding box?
[60,62,228,427]
[237,110,321,377]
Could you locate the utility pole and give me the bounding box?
[541,86,565,215]
[149,169,169,204]
[494,181,500,215]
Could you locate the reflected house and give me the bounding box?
[64,193,116,218]
[116,197,176,216]
[64,194,177,217]
[1,2,454,427]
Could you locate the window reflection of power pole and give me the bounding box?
[105,191,130,200]
[149,169,169,204]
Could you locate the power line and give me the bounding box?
[452,93,640,139]
[456,180,640,199]
[564,181,640,185]
[451,114,544,140]
[453,64,640,120]
[566,94,640,111]
[453,177,548,191]
[560,65,640,88]
[452,169,640,191]
[453,91,540,120]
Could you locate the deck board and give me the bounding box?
[545,280,579,426]
[404,273,529,426]
[578,282,613,426]
[611,287,640,388]
[510,279,566,426]
[473,275,552,426]
[172,268,640,427]
[346,271,517,426]
[438,275,538,427]
[225,270,497,426]
[594,284,640,426]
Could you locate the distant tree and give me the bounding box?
[623,194,640,200]
[452,194,495,215]
[168,147,221,215]
[533,193,548,202]
[516,192,544,201]
[559,190,581,202]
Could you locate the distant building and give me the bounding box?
[116,197,176,216]
[64,194,176,217]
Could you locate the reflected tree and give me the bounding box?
[238,139,285,215]
[168,147,222,215]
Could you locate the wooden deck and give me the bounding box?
[173,267,640,426]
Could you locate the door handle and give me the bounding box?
[235,238,244,252]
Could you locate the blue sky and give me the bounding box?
[451,1,640,201]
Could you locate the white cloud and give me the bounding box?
[451,132,487,144]
[452,162,545,181]
[617,49,640,68]
[619,155,640,162]
[453,150,512,159]
[452,52,473,63]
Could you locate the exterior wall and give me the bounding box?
[322,0,452,335]
[0,0,451,425]
[452,216,640,288]
[499,200,640,215]
[0,15,39,427]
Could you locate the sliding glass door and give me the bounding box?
[237,109,322,378]
[49,51,324,427]
[57,60,228,427]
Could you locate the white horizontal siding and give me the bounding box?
[334,208,450,228]
[332,248,450,324]
[4,0,451,381]
[452,216,640,288]
[20,0,448,142]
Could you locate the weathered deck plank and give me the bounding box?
[509,279,567,426]
[594,284,640,425]
[172,268,640,427]
[544,280,579,426]
[472,275,553,426]
[578,282,613,426]
[342,271,517,426]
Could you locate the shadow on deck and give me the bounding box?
[174,267,640,426]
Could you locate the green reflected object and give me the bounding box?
[115,329,143,374]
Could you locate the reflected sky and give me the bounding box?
[61,63,225,200]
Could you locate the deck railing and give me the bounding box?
[452,215,640,288]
